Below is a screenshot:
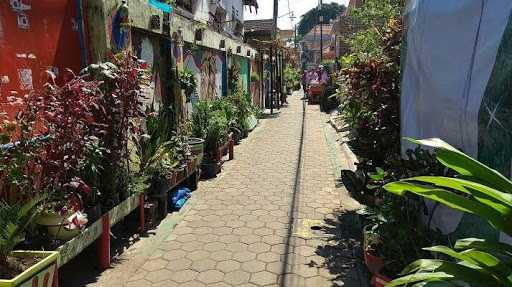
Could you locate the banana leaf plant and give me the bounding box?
[383,138,512,287]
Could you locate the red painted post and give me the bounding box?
[52,265,59,287]
[139,193,145,233]
[229,138,234,160]
[98,214,110,269]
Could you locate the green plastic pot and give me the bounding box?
[0,251,58,287]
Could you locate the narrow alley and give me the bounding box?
[91,92,364,287]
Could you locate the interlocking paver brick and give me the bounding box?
[216,260,241,273]
[197,270,224,284]
[166,258,192,271]
[241,260,266,273]
[191,258,216,272]
[92,93,366,286]
[233,251,257,262]
[248,242,271,254]
[224,270,251,285]
[210,250,233,261]
[145,269,175,283]
[169,270,198,283]
[141,259,168,272]
[250,271,279,286]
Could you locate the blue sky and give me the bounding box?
[245,0,349,30]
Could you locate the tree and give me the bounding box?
[297,3,346,37]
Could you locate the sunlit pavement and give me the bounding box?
[95,91,366,287]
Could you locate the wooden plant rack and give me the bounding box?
[214,133,235,163]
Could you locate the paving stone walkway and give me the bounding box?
[123,92,364,287]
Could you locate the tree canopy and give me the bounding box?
[297,3,346,36]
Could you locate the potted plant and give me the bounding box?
[362,224,384,274]
[83,54,147,211]
[80,138,106,224]
[202,110,228,178]
[0,196,60,287]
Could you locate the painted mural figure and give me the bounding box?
[201,53,218,100]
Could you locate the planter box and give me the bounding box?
[371,273,391,287]
[0,251,58,287]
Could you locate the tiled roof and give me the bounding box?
[244,19,275,32]
[279,30,294,39]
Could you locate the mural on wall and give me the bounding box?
[132,32,163,109]
[200,53,219,100]
[250,57,261,107]
[232,55,250,95]
[108,2,130,53]
[183,44,225,103]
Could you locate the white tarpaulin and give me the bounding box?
[402,0,512,239]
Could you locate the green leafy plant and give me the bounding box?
[337,18,402,166]
[204,110,228,157]
[134,105,181,178]
[0,195,45,267]
[250,73,260,83]
[190,100,211,140]
[383,138,512,286]
[178,69,197,102]
[283,65,301,91]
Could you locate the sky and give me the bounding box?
[245,0,350,30]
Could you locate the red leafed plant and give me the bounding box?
[0,70,106,211]
[82,53,148,206]
[38,72,104,197]
[0,52,148,214]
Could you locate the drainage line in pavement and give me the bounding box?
[280,94,307,286]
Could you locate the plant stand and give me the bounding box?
[0,251,59,287]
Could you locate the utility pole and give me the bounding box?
[271,0,278,114]
[319,0,323,64]
[294,25,297,49]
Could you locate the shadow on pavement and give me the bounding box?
[316,210,371,287]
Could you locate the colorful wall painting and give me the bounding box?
[183,44,226,103]
[232,55,250,95]
[250,57,262,107]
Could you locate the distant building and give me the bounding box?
[302,24,334,67]
[330,0,366,61]
[278,30,295,47]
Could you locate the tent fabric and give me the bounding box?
[401,0,512,238]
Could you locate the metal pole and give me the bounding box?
[259,50,264,108]
[273,0,278,39]
[280,51,283,108]
[279,51,284,107]
[270,47,274,114]
[294,25,297,49]
[319,0,323,64]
